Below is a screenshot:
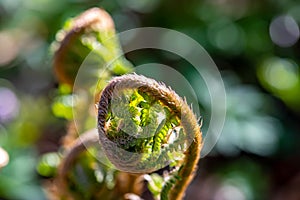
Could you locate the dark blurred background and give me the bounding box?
[0,0,300,199]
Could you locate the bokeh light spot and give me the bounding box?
[0,32,19,66]
[208,19,245,54]
[36,152,60,177]
[0,87,19,123]
[52,95,74,119]
[261,57,298,90]
[0,147,9,168]
[269,15,300,47]
[215,184,246,200]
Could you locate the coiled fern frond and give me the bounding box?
[97,74,202,199]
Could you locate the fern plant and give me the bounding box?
[43,7,203,200]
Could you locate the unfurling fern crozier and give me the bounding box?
[97,74,202,200]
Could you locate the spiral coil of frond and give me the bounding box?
[97,74,202,200]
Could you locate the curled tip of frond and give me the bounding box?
[53,7,116,86]
[68,7,115,34]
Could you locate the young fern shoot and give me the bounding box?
[97,74,202,200]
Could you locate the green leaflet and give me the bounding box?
[105,88,183,168]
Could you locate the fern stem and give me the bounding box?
[58,129,99,189]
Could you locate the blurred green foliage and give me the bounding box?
[0,0,300,199]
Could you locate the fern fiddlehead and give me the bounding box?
[97,74,203,199]
[52,7,132,87]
